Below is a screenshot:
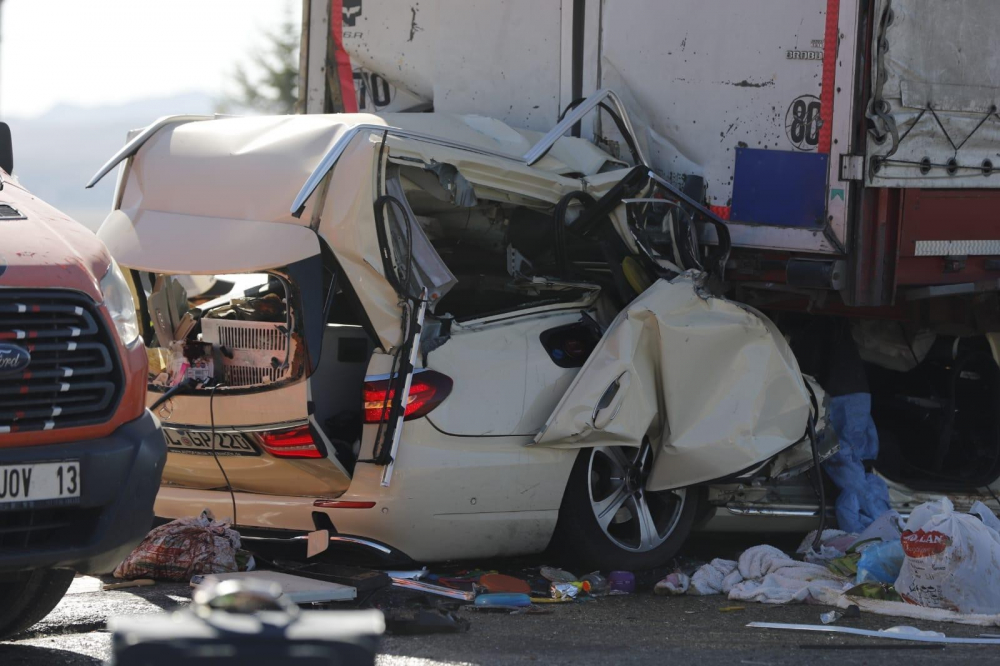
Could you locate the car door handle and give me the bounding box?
[592,371,631,430]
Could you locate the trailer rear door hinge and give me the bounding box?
[839,155,865,181]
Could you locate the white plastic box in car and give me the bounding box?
[200,318,296,388]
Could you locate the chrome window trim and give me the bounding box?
[523,88,648,167]
[85,114,214,189]
[290,124,524,216]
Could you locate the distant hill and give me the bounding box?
[4,92,218,231]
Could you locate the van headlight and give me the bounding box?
[100,259,140,346]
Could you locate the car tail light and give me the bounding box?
[260,425,323,459]
[362,370,453,424]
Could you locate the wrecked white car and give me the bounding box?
[87,102,839,569]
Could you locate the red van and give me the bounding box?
[0,122,164,639]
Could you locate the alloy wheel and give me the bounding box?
[587,443,686,552]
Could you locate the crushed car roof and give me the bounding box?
[93,112,624,274]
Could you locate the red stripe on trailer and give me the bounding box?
[818,0,841,154]
[330,0,359,113]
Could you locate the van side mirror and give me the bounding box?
[0,123,13,175]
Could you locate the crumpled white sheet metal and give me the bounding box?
[533,274,814,492]
[98,114,365,274]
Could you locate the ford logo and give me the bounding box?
[0,343,30,377]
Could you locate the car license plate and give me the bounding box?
[0,461,81,509]
[163,428,260,456]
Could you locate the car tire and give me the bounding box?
[0,568,75,640]
[553,445,702,571]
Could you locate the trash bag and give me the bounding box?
[654,572,690,595]
[895,498,1000,614]
[114,510,241,581]
[850,510,903,549]
[795,529,855,563]
[970,500,1000,535]
[856,540,904,585]
[823,393,891,533]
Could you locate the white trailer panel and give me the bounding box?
[865,0,1000,188]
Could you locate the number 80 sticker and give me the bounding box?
[785,94,822,152]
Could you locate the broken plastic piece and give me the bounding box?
[386,568,428,581]
[748,622,1000,645]
[192,571,356,604]
[474,593,531,608]
[539,566,578,583]
[390,577,475,601]
[478,573,531,594]
[103,579,155,591]
[306,529,330,558]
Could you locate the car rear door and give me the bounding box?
[531,275,813,492]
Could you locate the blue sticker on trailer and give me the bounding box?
[730,148,829,229]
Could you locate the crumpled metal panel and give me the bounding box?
[533,274,814,492]
[867,0,1000,187]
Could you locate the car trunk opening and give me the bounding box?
[129,258,375,500]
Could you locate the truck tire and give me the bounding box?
[0,568,74,640]
[553,445,702,571]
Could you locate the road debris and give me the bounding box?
[658,545,849,604]
[896,497,1000,614]
[113,510,242,581]
[474,593,532,608]
[609,571,635,594]
[478,573,531,594]
[383,608,470,635]
[102,579,155,591]
[540,566,578,584]
[390,577,476,601]
[191,570,356,604]
[748,621,1000,645]
[109,576,383,662]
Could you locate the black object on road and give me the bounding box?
[108,577,383,665]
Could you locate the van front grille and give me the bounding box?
[0,290,124,434]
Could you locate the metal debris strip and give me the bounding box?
[390,577,476,601]
[748,622,1000,645]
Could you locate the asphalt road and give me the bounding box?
[1,565,995,665]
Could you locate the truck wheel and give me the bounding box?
[554,445,701,571]
[0,568,74,640]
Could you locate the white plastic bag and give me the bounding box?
[895,498,1000,614]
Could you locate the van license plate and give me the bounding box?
[0,461,81,509]
[164,428,260,456]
